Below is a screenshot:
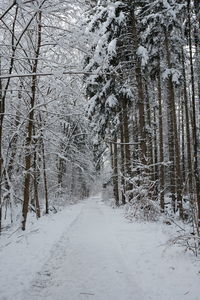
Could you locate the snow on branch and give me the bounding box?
[0,71,113,80]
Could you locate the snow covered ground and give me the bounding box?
[0,195,199,300]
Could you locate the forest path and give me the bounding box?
[25,196,142,300]
[22,195,199,300]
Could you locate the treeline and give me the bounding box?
[85,0,200,228]
[0,0,94,232]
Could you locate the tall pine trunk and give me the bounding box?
[165,30,183,218]
[131,12,147,165]
[122,98,132,200]
[182,48,193,198]
[187,0,200,226]
[113,135,119,206]
[157,68,165,211]
[119,111,126,205]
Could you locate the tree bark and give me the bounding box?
[131,8,147,166]
[157,68,165,211]
[182,48,193,198]
[165,30,183,218]
[41,137,49,214]
[119,112,126,205]
[122,98,133,200]
[0,6,18,232]
[113,135,119,206]
[187,0,200,225]
[22,11,42,230]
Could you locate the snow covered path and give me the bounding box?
[1,195,199,300]
[25,196,142,300]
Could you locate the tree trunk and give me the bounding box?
[131,8,147,165]
[33,147,40,219]
[153,105,159,194]
[165,30,183,218]
[119,112,126,205]
[122,98,133,200]
[187,0,200,226]
[41,137,49,214]
[113,135,119,206]
[0,59,3,234]
[0,6,18,233]
[145,82,154,180]
[182,49,193,198]
[157,68,165,211]
[22,11,42,230]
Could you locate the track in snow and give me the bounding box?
[25,196,142,300]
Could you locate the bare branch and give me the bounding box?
[0,71,109,79]
[0,1,17,21]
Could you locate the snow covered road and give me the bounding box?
[1,195,199,300]
[25,196,142,300]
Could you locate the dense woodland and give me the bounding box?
[0,0,200,243]
[0,0,95,232]
[85,0,200,238]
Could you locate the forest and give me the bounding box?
[0,0,96,232]
[85,0,200,232]
[1,0,199,238]
[0,0,200,299]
